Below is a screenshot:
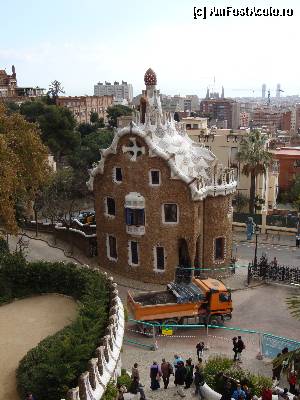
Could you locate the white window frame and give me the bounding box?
[106,234,118,262]
[128,240,139,266]
[149,169,161,186]
[213,236,226,264]
[113,166,123,184]
[105,196,116,218]
[162,203,179,225]
[153,245,166,272]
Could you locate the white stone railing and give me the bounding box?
[63,274,124,400]
[126,225,145,236]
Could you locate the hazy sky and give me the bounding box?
[1,0,299,98]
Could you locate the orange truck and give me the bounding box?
[127,277,232,333]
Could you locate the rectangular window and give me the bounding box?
[125,208,145,225]
[230,147,238,167]
[163,204,178,223]
[108,235,117,259]
[156,247,165,270]
[130,241,139,265]
[215,237,225,260]
[106,197,115,216]
[115,167,123,182]
[150,170,160,185]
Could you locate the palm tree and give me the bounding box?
[237,130,272,214]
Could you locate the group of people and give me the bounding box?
[220,375,299,400]
[119,350,207,400]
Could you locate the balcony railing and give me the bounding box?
[126,225,145,235]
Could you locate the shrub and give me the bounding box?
[102,380,118,400]
[204,356,272,396]
[117,369,132,389]
[204,355,235,392]
[0,251,110,400]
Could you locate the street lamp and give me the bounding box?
[254,225,261,267]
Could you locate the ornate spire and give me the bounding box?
[144,68,157,86]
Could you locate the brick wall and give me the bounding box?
[94,133,233,284]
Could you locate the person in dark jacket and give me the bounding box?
[129,376,147,400]
[161,358,173,389]
[150,361,161,391]
[237,336,245,361]
[232,337,239,361]
[175,361,186,397]
[184,358,194,389]
[194,365,205,398]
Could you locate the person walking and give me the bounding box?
[184,358,194,389]
[174,361,186,397]
[232,337,239,361]
[150,361,161,391]
[129,376,147,400]
[161,358,173,389]
[131,362,140,381]
[194,365,205,398]
[237,336,245,361]
[196,341,205,361]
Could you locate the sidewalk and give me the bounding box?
[233,231,296,247]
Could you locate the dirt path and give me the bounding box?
[0,294,78,400]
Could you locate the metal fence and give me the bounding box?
[266,214,299,229]
[233,212,262,225]
[126,319,300,359]
[248,256,300,284]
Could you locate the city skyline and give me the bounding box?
[1,0,299,98]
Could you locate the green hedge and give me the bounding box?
[0,247,110,400]
[204,356,273,396]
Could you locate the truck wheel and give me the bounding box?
[209,316,222,327]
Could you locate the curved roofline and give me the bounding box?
[87,123,237,201]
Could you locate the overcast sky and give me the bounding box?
[1,0,299,98]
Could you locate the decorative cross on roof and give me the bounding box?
[122,137,145,162]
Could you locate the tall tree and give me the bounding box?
[47,80,65,104]
[0,104,50,234]
[20,101,80,161]
[40,168,82,227]
[237,130,272,214]
[107,104,133,128]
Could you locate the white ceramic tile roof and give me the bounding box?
[87,70,237,200]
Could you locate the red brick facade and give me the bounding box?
[93,133,233,284]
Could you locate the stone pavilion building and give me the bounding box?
[88,69,237,284]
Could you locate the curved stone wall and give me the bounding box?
[64,274,124,400]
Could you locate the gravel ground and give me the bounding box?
[0,294,77,400]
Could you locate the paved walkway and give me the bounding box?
[0,294,77,400]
